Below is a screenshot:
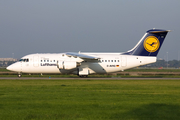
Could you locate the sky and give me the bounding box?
[0,0,179,60]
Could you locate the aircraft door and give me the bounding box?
[19,60,22,72]
[121,56,127,67]
[33,56,39,67]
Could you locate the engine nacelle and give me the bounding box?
[57,61,80,70]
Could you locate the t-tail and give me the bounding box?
[124,29,170,56]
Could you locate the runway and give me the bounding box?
[1,77,180,80]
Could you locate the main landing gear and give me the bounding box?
[78,75,88,78]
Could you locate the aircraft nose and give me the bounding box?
[6,65,13,71]
[6,62,21,72]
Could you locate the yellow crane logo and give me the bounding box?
[144,36,160,52]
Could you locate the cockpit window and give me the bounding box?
[19,59,23,61]
[19,58,29,62]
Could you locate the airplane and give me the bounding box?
[7,29,170,77]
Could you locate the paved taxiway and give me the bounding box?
[0,77,180,80]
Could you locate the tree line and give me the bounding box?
[144,60,180,68]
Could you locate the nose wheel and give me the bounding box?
[18,74,22,78]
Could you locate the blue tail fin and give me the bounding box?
[123,29,170,56]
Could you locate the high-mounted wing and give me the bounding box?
[66,52,100,60]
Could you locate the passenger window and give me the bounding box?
[102,60,104,62]
[44,60,46,62]
[111,60,113,62]
[114,60,116,62]
[105,60,107,62]
[118,60,119,62]
[108,60,110,62]
[47,60,49,62]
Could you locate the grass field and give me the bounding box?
[0,79,180,120]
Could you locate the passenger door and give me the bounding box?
[33,56,39,67]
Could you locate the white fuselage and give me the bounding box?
[7,53,156,75]
[6,29,169,77]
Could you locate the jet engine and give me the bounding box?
[57,61,81,70]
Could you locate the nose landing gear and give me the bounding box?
[18,73,22,78]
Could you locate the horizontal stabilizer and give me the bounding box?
[147,29,171,33]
